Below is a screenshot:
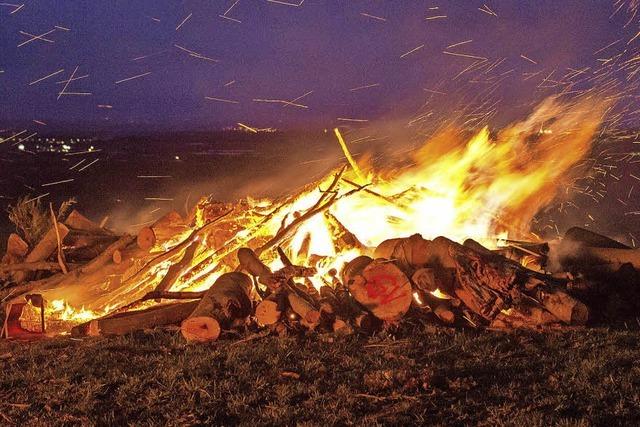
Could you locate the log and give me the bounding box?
[153,239,200,293]
[347,259,412,321]
[564,227,629,249]
[181,272,253,342]
[13,224,70,283]
[287,291,321,329]
[255,298,282,326]
[537,288,589,325]
[5,233,29,258]
[71,300,199,337]
[0,261,71,273]
[433,304,455,325]
[341,255,373,287]
[137,211,189,250]
[64,210,107,233]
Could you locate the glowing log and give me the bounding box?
[347,259,412,321]
[13,224,69,283]
[153,239,200,293]
[71,300,199,337]
[137,211,189,250]
[181,272,253,342]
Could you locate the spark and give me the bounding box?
[17,29,56,47]
[350,83,380,92]
[223,80,236,87]
[360,12,386,22]
[137,175,173,178]
[174,44,219,62]
[266,0,304,6]
[594,39,620,55]
[447,39,473,49]
[253,98,308,108]
[400,44,425,58]
[425,15,447,21]
[144,197,174,201]
[5,3,23,14]
[65,149,102,156]
[205,96,240,104]
[32,120,46,126]
[77,159,99,172]
[42,178,74,187]
[220,0,242,22]
[23,193,49,204]
[57,66,79,99]
[175,12,192,31]
[28,68,65,85]
[336,117,369,123]
[132,50,169,61]
[115,72,152,85]
[237,122,258,133]
[443,51,487,61]
[0,130,26,144]
[97,104,113,109]
[423,88,446,95]
[478,4,498,17]
[13,132,37,145]
[55,74,89,84]
[54,25,70,31]
[520,54,538,64]
[282,90,313,108]
[68,159,85,170]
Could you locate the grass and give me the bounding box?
[1,324,640,426]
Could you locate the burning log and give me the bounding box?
[153,239,200,293]
[137,211,189,250]
[181,272,253,342]
[63,210,112,234]
[346,258,412,321]
[71,300,199,337]
[12,224,70,283]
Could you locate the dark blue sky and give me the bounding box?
[0,1,635,131]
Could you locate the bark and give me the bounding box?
[71,300,198,337]
[181,272,253,342]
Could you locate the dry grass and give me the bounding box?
[1,325,639,426]
[6,196,51,247]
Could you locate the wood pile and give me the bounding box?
[1,198,639,341]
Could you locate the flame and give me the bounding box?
[37,97,608,326]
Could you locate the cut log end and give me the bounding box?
[255,300,281,325]
[137,227,156,250]
[181,317,221,342]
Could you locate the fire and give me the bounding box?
[33,96,609,326]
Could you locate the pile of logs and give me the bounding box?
[2,200,640,341]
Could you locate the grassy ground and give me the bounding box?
[1,324,640,426]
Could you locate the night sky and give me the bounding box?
[1,1,637,132]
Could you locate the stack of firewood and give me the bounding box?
[2,198,639,341]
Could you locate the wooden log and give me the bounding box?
[564,227,629,249]
[71,300,199,337]
[64,210,108,233]
[137,211,189,250]
[537,288,589,325]
[0,261,72,273]
[181,272,253,342]
[141,290,205,301]
[341,255,373,287]
[13,224,70,283]
[347,259,412,321]
[433,304,455,325]
[5,233,29,258]
[153,240,200,293]
[255,295,282,326]
[287,291,321,329]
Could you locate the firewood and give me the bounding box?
[153,239,200,293]
[564,227,629,249]
[411,268,437,292]
[432,304,455,325]
[0,261,73,273]
[374,234,435,272]
[71,300,199,337]
[536,288,589,325]
[64,210,108,233]
[255,298,282,326]
[347,259,413,321]
[181,272,253,342]
[341,255,373,286]
[5,233,29,258]
[137,211,189,250]
[12,224,70,283]
[141,290,205,301]
[287,291,321,329]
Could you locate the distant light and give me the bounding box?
[174,155,180,160]
[17,144,25,151]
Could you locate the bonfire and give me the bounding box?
[2,97,639,341]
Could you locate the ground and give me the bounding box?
[1,324,640,426]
